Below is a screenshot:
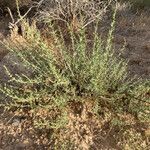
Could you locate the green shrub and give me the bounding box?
[0,3,149,149]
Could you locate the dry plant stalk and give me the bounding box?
[7,0,44,30]
[38,0,112,30]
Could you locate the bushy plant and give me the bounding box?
[0,0,149,149]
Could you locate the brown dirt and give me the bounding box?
[115,10,150,79]
[0,0,32,10]
[98,9,150,79]
[0,8,150,150]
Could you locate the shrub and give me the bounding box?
[0,1,149,149]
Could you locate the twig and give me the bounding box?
[8,0,45,29]
[7,7,15,24]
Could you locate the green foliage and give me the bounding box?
[1,17,149,122]
[0,11,149,148]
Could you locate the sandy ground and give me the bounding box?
[0,8,150,150]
